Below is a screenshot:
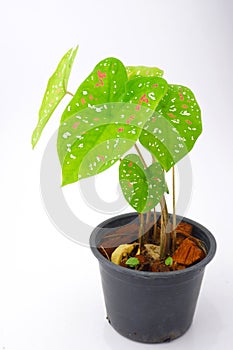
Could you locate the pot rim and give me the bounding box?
[90,212,217,279]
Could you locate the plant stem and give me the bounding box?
[160,196,167,258]
[152,155,159,244]
[153,207,158,243]
[160,205,166,258]
[134,144,147,168]
[160,195,169,229]
[139,213,145,248]
[146,211,151,228]
[143,210,152,244]
[134,145,147,247]
[66,91,74,97]
[134,144,170,253]
[152,156,169,225]
[172,166,177,253]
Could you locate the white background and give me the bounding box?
[1,0,233,349]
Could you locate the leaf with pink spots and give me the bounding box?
[61,57,128,123]
[139,85,202,171]
[58,71,168,186]
[57,103,156,186]
[122,76,168,111]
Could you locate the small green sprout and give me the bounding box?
[165,256,173,266]
[126,257,140,268]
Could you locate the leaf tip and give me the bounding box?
[31,129,38,149]
[70,45,79,57]
[61,179,68,187]
[61,174,79,187]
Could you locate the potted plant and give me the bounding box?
[32,46,216,343]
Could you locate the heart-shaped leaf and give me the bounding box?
[139,85,202,171]
[58,74,168,186]
[31,46,78,148]
[126,66,164,80]
[60,57,128,123]
[119,154,166,213]
[57,103,154,186]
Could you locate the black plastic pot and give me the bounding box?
[90,213,216,343]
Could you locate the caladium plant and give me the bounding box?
[32,47,202,258]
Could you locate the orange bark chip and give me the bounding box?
[176,222,193,236]
[172,238,205,266]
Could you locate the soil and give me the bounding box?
[98,218,207,272]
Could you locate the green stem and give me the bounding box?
[143,210,151,244]
[134,143,147,168]
[66,91,74,97]
[160,197,167,259]
[134,145,170,252]
[153,207,158,243]
[139,213,145,248]
[172,166,177,253]
[152,155,169,227]
[134,145,150,245]
[161,195,169,223]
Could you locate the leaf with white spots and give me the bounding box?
[122,77,168,111]
[60,57,128,123]
[58,71,168,186]
[31,46,78,148]
[119,154,167,213]
[139,85,202,171]
[126,66,164,79]
[57,103,155,186]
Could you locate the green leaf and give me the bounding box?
[139,85,202,171]
[126,66,164,79]
[119,154,167,213]
[126,257,140,268]
[165,256,173,266]
[60,57,128,123]
[57,72,168,186]
[31,46,78,148]
[122,77,168,111]
[57,103,155,186]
